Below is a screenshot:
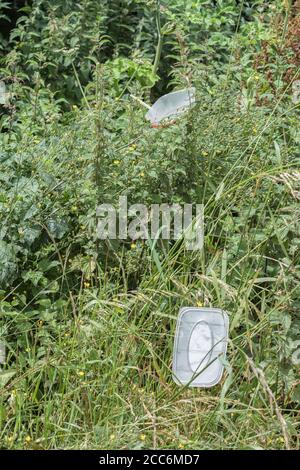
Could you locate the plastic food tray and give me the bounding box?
[172,307,229,387]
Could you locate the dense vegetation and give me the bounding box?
[0,0,299,449]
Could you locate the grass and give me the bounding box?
[0,23,300,449]
[1,255,298,450]
[1,114,299,448]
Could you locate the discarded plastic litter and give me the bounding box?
[145,87,196,125]
[0,81,7,105]
[172,307,229,387]
[0,341,5,364]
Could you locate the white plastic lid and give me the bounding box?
[172,307,229,387]
[145,87,196,125]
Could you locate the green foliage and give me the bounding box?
[0,0,299,451]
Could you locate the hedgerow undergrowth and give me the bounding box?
[0,0,299,449]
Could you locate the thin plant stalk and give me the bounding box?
[153,0,163,76]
